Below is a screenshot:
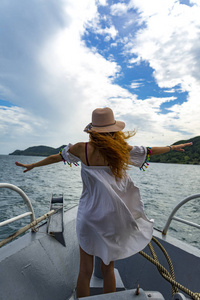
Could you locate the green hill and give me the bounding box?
[9,145,66,157]
[150,136,200,165]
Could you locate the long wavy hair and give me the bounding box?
[89,131,136,179]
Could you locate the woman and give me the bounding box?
[16,107,192,298]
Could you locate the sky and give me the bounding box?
[0,0,200,154]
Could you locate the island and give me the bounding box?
[9,145,66,157]
[9,136,200,165]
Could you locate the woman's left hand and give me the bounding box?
[172,142,193,152]
[15,162,34,173]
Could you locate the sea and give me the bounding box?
[0,155,200,249]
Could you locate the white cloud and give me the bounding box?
[108,94,191,147]
[163,88,176,93]
[97,0,108,6]
[0,0,131,154]
[189,0,200,6]
[130,80,144,89]
[122,0,200,136]
[0,105,48,153]
[0,106,47,136]
[129,56,142,65]
[96,25,118,40]
[128,0,176,19]
[130,83,141,89]
[0,0,199,154]
[126,0,200,86]
[110,3,128,16]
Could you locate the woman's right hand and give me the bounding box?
[15,162,34,173]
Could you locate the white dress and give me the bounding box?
[61,144,154,265]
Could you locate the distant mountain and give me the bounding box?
[9,145,66,157]
[9,136,200,165]
[150,136,200,165]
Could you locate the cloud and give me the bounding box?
[87,23,118,41]
[0,0,69,108]
[121,0,200,137]
[97,0,107,6]
[125,0,200,85]
[110,3,128,16]
[0,0,199,154]
[130,80,144,89]
[85,8,118,41]
[108,94,190,147]
[0,105,48,153]
[163,88,176,93]
[0,0,128,153]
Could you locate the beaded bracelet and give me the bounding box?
[59,148,79,167]
[140,147,152,171]
[59,149,66,164]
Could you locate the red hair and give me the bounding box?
[89,131,136,179]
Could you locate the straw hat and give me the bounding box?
[84,107,125,133]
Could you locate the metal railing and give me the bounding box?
[162,194,200,235]
[0,183,35,228]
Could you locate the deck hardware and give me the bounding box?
[135,284,140,295]
[47,195,65,246]
[0,209,56,248]
[147,294,152,298]
[0,183,35,227]
[162,194,200,235]
[172,293,186,299]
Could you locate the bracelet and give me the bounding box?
[140,147,151,171]
[167,146,173,151]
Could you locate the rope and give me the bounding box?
[139,237,200,300]
[148,238,178,295]
[0,207,62,248]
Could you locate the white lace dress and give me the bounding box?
[61,144,154,265]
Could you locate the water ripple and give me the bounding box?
[1,156,200,249]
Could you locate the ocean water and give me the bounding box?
[0,155,200,249]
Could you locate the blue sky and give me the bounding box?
[0,0,200,154]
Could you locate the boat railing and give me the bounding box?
[0,183,35,229]
[162,194,200,235]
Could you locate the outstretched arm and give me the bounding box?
[15,154,63,173]
[150,142,192,156]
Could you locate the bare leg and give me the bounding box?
[101,260,116,294]
[76,246,94,298]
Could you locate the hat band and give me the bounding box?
[92,121,116,128]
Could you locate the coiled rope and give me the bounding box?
[139,237,200,300]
